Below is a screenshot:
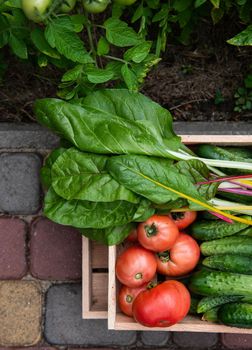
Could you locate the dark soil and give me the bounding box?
[0,22,252,123]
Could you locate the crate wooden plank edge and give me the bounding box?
[82,237,108,319]
[180,134,252,145]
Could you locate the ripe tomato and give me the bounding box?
[116,245,157,288]
[126,228,138,243]
[169,211,197,230]
[132,280,191,327]
[137,215,179,252]
[156,233,200,277]
[82,0,110,13]
[21,0,52,22]
[118,284,147,317]
[113,0,137,5]
[60,0,77,12]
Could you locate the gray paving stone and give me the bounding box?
[0,153,41,214]
[0,124,59,149]
[140,331,170,346]
[45,284,137,346]
[173,331,219,348]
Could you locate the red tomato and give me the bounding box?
[156,233,200,277]
[132,280,191,327]
[169,211,197,230]
[118,284,147,317]
[137,215,179,252]
[116,245,157,288]
[126,228,138,243]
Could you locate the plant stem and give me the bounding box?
[103,55,128,64]
[85,12,97,65]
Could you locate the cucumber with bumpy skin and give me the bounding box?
[189,269,252,298]
[197,295,244,313]
[218,303,252,328]
[202,254,252,274]
[200,236,252,256]
[190,219,250,241]
[196,145,252,175]
[202,307,219,322]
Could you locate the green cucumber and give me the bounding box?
[202,307,219,322]
[200,236,252,256]
[218,303,252,328]
[238,226,252,237]
[189,269,252,298]
[197,295,244,313]
[202,254,252,274]
[190,219,250,241]
[189,296,200,315]
[196,144,252,175]
[219,191,252,205]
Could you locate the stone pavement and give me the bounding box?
[0,123,252,350]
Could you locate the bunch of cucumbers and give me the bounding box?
[189,217,252,328]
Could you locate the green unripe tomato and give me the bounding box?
[82,0,110,13]
[21,0,52,23]
[113,0,137,5]
[60,0,77,12]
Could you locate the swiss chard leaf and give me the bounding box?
[132,198,155,221]
[34,97,180,157]
[44,187,139,229]
[81,89,178,140]
[51,148,139,203]
[80,223,135,245]
[175,159,219,200]
[40,147,67,189]
[107,155,212,207]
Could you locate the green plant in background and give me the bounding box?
[234,72,252,112]
[0,0,251,99]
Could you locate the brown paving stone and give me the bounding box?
[30,218,82,280]
[0,281,42,346]
[221,334,252,349]
[0,217,27,279]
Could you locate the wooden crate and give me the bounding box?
[82,237,108,319]
[83,133,252,332]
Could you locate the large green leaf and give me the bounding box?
[107,154,192,204]
[51,148,139,203]
[175,159,219,200]
[44,187,139,229]
[34,97,180,157]
[80,223,135,245]
[31,28,60,59]
[45,17,93,63]
[40,147,67,189]
[81,89,177,140]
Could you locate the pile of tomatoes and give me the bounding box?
[116,212,200,328]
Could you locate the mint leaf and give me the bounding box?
[86,66,114,83]
[31,28,60,59]
[124,41,152,63]
[97,36,110,56]
[104,18,142,47]
[45,17,93,63]
[8,33,27,59]
[121,64,138,91]
[227,25,252,46]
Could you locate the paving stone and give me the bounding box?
[173,331,218,348]
[45,284,136,346]
[0,281,42,346]
[0,217,27,279]
[221,334,252,349]
[30,218,82,280]
[140,331,170,346]
[0,153,41,214]
[0,124,59,149]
